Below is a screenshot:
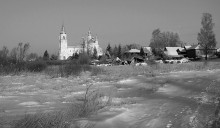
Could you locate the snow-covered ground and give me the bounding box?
[1,69,220,127]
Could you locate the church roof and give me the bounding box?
[88,39,96,43]
[68,46,81,49]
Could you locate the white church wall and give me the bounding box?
[59,25,103,60]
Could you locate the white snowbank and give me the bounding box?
[18,101,41,107]
[118,78,137,84]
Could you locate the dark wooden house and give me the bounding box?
[186,45,217,59]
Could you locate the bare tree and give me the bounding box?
[140,47,145,58]
[81,37,86,54]
[117,44,122,58]
[17,42,30,62]
[149,29,181,49]
[0,46,9,59]
[10,47,18,62]
[93,47,98,59]
[9,43,30,62]
[197,13,217,60]
[112,45,118,58]
[26,53,38,61]
[23,43,30,59]
[106,43,112,56]
[0,46,9,65]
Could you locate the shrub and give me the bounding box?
[215,52,220,58]
[12,111,69,128]
[66,83,111,119]
[53,52,103,77]
[72,91,104,117]
[90,66,105,76]
[146,59,157,66]
[45,63,104,78]
[11,84,109,128]
[0,61,26,75]
[0,64,15,75]
[77,53,91,65]
[46,60,64,66]
[14,62,26,72]
[26,61,47,72]
[63,64,91,76]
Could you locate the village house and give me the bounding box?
[185,44,217,59]
[163,44,217,60]
[124,48,151,58]
[143,47,153,56]
[176,46,191,57]
[185,44,202,59]
[124,49,141,56]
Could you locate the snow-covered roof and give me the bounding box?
[184,46,192,49]
[143,47,152,54]
[143,47,152,51]
[164,47,182,56]
[188,44,201,50]
[177,47,186,52]
[126,49,140,53]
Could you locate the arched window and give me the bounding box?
[63,36,65,40]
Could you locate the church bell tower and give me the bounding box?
[59,25,68,60]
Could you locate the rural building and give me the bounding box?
[58,25,103,60]
[124,48,148,58]
[185,45,202,59]
[185,44,217,59]
[126,56,145,64]
[177,45,191,57]
[217,48,220,53]
[143,47,152,56]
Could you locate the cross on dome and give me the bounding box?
[61,24,65,34]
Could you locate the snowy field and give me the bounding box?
[1,68,220,127]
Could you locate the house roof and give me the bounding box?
[126,49,140,53]
[184,46,192,49]
[178,47,185,52]
[143,47,152,54]
[188,44,201,50]
[164,47,182,56]
[129,56,144,62]
[143,47,152,51]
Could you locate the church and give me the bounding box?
[58,25,103,60]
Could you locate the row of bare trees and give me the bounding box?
[0,43,30,64]
[0,43,61,64]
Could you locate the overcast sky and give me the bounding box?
[0,0,220,55]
